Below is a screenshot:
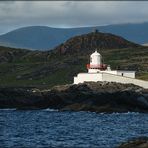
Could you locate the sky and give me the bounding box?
[0,1,148,34]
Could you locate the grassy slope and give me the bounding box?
[0,46,147,88]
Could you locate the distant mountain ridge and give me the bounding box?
[0,22,148,50]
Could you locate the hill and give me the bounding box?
[0,22,148,50]
[0,26,93,50]
[0,31,147,88]
[54,31,139,54]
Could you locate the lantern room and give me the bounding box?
[86,50,107,71]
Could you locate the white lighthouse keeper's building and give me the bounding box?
[74,50,148,89]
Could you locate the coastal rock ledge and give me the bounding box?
[0,82,148,113]
[117,137,148,148]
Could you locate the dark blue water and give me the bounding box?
[0,109,148,148]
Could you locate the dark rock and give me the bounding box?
[117,137,148,148]
[0,82,148,113]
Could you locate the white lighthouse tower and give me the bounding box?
[87,50,107,73]
[90,50,101,65]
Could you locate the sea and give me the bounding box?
[0,109,148,148]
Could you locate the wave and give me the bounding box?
[42,108,58,112]
[107,112,141,115]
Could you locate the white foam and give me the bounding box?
[42,108,58,112]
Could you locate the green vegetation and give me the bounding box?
[0,48,79,88]
[0,40,148,88]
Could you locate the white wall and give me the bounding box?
[88,69,116,73]
[74,71,147,89]
[74,73,102,84]
[88,69,100,73]
[103,70,117,75]
[102,70,135,78]
[88,69,135,78]
[102,73,148,89]
[117,71,135,78]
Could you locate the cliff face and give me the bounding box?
[54,31,139,54]
[0,82,148,113]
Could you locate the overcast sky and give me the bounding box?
[0,1,148,34]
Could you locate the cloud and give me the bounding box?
[0,1,148,34]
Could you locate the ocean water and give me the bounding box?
[0,109,148,148]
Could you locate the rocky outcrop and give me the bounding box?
[54,31,139,54]
[117,137,148,148]
[0,82,148,113]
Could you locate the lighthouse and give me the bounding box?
[73,50,148,89]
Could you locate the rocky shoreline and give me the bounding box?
[117,137,148,148]
[0,82,148,113]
